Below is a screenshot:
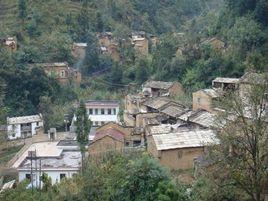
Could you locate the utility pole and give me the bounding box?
[30,151,33,193]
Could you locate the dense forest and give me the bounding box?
[0,0,267,127]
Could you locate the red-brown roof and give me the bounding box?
[93,128,125,142]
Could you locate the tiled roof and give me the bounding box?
[202,88,221,98]
[85,100,120,107]
[160,102,188,118]
[93,128,124,142]
[143,97,171,110]
[152,129,219,151]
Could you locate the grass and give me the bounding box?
[0,145,24,166]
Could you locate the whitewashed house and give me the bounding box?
[13,142,81,188]
[7,114,43,140]
[85,100,120,126]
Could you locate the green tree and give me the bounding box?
[205,74,268,201]
[75,100,91,171]
[18,0,27,19]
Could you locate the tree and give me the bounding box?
[75,101,91,172]
[206,74,268,201]
[18,0,27,19]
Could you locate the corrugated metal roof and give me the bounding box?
[7,114,43,125]
[153,129,219,150]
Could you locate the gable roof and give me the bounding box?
[200,88,221,98]
[93,128,125,142]
[152,129,219,151]
[143,97,171,110]
[160,102,188,118]
[178,110,216,128]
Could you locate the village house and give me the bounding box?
[98,32,120,61]
[147,127,219,170]
[131,32,149,56]
[212,77,240,91]
[142,80,184,97]
[71,42,87,59]
[177,109,217,129]
[85,100,120,127]
[1,37,17,53]
[192,88,223,112]
[7,114,43,140]
[13,142,81,188]
[40,62,81,86]
[88,122,145,158]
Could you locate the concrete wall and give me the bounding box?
[192,91,213,112]
[88,136,124,157]
[19,169,78,187]
[87,107,119,126]
[7,124,21,140]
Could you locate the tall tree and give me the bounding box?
[207,74,268,201]
[75,101,91,172]
[18,0,27,19]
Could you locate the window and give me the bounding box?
[89,109,93,115]
[125,141,130,147]
[95,121,99,126]
[95,109,98,115]
[101,108,105,115]
[26,174,31,181]
[113,108,116,115]
[101,121,105,126]
[60,173,66,180]
[108,108,112,115]
[197,98,201,104]
[61,71,65,77]
[177,151,183,159]
[133,140,141,147]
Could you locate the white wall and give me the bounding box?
[19,169,79,188]
[7,124,21,140]
[87,107,119,126]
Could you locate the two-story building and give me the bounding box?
[131,32,149,56]
[40,62,81,86]
[7,114,43,140]
[85,100,120,127]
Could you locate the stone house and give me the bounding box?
[147,128,219,170]
[7,114,44,140]
[71,43,87,60]
[192,88,222,112]
[142,80,184,97]
[40,62,82,86]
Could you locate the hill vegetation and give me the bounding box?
[0,0,267,126]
